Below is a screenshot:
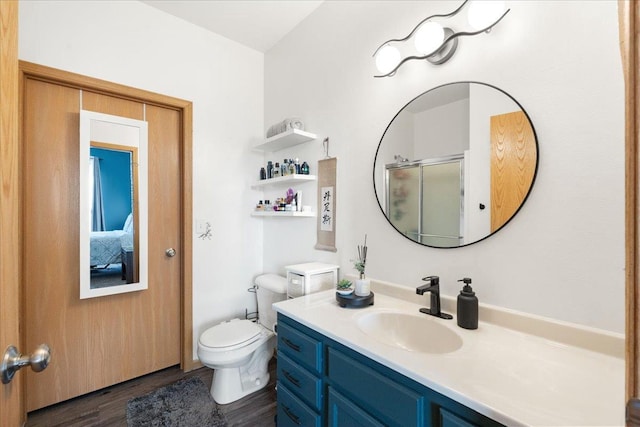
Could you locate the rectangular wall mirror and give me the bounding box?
[79,110,148,299]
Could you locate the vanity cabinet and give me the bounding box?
[276,314,504,427]
[276,320,324,426]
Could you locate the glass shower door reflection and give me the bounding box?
[387,166,420,240]
[421,161,463,247]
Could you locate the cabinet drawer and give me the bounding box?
[277,382,322,427]
[434,404,504,427]
[440,408,476,427]
[278,352,323,411]
[277,321,323,375]
[328,386,385,427]
[328,347,424,427]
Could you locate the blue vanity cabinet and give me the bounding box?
[277,384,322,427]
[277,352,323,411]
[276,314,504,427]
[276,317,325,426]
[327,346,426,426]
[327,386,385,427]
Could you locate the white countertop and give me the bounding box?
[273,290,624,427]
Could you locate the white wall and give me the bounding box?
[19,0,266,357]
[414,98,469,159]
[265,0,625,333]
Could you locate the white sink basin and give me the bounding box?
[357,311,463,354]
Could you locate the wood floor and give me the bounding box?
[25,358,277,427]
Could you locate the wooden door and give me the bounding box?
[0,1,23,425]
[620,0,640,419]
[490,110,537,232]
[22,79,181,411]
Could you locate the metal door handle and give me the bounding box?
[1,344,51,384]
[165,248,176,257]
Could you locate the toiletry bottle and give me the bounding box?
[295,191,302,212]
[301,161,310,175]
[288,159,296,175]
[295,158,301,174]
[282,159,288,176]
[266,161,273,179]
[259,167,266,180]
[457,278,478,330]
[273,162,280,178]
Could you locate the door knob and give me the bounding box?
[1,344,51,384]
[165,248,176,257]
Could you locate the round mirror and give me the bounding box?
[373,82,538,248]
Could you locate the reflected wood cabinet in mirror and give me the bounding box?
[373,82,539,248]
[490,110,537,232]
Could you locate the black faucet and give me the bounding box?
[416,276,452,320]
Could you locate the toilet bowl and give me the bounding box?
[197,274,287,404]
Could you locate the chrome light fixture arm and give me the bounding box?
[372,0,469,58]
[374,8,510,78]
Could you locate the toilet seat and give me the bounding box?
[199,319,263,352]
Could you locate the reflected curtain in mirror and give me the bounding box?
[89,156,106,231]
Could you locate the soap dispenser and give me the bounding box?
[457,278,478,330]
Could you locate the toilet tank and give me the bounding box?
[254,274,287,331]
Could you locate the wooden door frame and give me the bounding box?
[620,0,640,403]
[18,62,196,376]
[0,1,23,425]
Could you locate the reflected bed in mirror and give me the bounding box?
[373,82,538,248]
[80,110,148,298]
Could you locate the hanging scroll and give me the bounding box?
[315,157,337,252]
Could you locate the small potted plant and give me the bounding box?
[336,279,353,295]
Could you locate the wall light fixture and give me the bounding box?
[373,0,510,77]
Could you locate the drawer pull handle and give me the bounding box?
[282,369,300,387]
[283,404,301,425]
[282,337,301,352]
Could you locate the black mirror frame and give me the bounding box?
[372,81,539,249]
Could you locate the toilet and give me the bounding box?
[197,274,287,404]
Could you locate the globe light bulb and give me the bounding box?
[468,0,506,31]
[375,45,401,75]
[414,21,445,55]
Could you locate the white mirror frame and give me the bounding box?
[79,110,148,299]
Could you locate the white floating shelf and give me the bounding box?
[252,174,317,189]
[253,129,317,152]
[251,211,316,218]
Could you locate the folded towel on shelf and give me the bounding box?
[266,117,305,138]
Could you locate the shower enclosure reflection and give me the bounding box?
[80,110,148,299]
[386,155,464,247]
